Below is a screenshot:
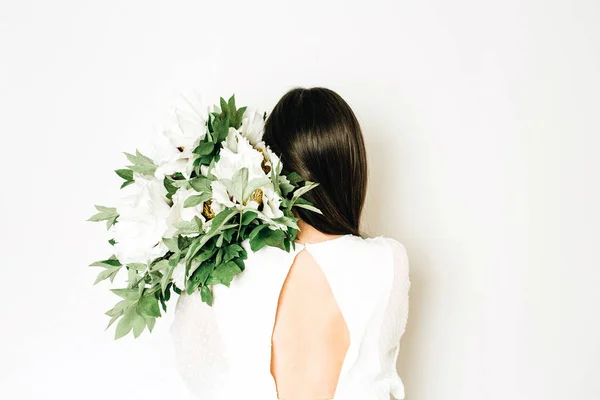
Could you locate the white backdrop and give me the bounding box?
[1,1,599,399]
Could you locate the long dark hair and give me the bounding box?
[263,87,368,236]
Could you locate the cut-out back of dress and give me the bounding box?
[171,234,410,400]
[270,247,351,400]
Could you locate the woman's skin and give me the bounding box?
[270,220,351,400]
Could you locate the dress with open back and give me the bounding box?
[170,234,410,400]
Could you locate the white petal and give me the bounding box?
[240,108,264,146]
[112,176,170,264]
[211,181,235,208]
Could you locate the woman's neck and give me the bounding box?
[295,219,345,245]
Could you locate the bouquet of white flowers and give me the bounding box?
[88,94,321,339]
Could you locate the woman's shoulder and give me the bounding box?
[342,234,410,282]
[303,234,409,277]
[243,233,408,278]
[340,234,408,260]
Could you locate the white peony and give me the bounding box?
[211,129,267,186]
[255,141,283,175]
[223,127,240,153]
[210,180,235,215]
[209,130,289,223]
[153,92,208,180]
[164,187,208,237]
[171,262,186,290]
[151,132,189,180]
[163,91,208,158]
[111,174,170,264]
[239,108,264,146]
[261,184,284,220]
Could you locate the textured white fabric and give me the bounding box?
[170,234,410,400]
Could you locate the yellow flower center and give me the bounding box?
[246,188,263,205]
[202,200,216,219]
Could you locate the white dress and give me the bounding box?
[170,234,410,400]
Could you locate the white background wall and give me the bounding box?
[1,0,598,399]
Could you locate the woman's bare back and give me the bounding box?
[270,248,350,400]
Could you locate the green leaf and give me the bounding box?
[162,237,179,252]
[272,216,300,230]
[127,164,156,175]
[231,256,246,272]
[106,315,120,330]
[150,259,170,271]
[120,180,134,189]
[111,288,141,300]
[173,217,203,235]
[145,317,156,333]
[115,169,134,181]
[186,277,201,295]
[249,226,286,252]
[90,256,122,268]
[105,299,133,317]
[199,154,213,166]
[208,209,236,235]
[241,210,258,226]
[127,268,140,288]
[189,261,213,287]
[187,246,214,277]
[222,227,235,243]
[280,178,295,197]
[94,205,116,213]
[93,267,120,284]
[200,285,213,306]
[135,149,155,165]
[169,253,180,267]
[220,97,228,114]
[122,150,157,176]
[212,113,230,142]
[139,296,161,318]
[114,307,136,339]
[207,113,214,134]
[223,244,243,263]
[286,172,302,184]
[123,153,139,164]
[215,248,224,266]
[227,95,236,115]
[126,263,147,271]
[249,224,269,242]
[208,261,241,287]
[106,216,118,230]
[194,244,218,264]
[293,197,323,214]
[233,106,247,128]
[177,235,194,251]
[108,238,116,246]
[184,192,211,208]
[132,310,146,338]
[159,292,168,312]
[292,181,320,200]
[193,141,215,156]
[161,264,175,295]
[164,177,178,200]
[87,206,118,222]
[189,176,212,193]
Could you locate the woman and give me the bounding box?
[171,87,410,400]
